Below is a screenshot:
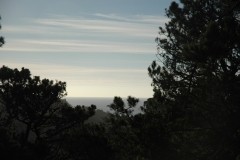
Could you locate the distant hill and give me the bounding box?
[85,109,109,124]
[61,99,109,124]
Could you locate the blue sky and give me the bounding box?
[0,0,174,98]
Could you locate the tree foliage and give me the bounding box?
[0,66,67,142]
[0,15,4,47]
[147,0,240,159]
[0,66,113,160]
[105,0,240,159]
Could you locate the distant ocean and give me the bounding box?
[65,97,148,114]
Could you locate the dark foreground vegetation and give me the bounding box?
[1,0,240,159]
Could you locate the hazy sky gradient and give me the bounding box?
[0,0,174,98]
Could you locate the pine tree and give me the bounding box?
[0,15,5,47]
[147,0,240,159]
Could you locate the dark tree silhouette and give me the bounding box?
[0,66,113,160]
[147,0,240,159]
[105,0,240,159]
[0,16,5,47]
[0,66,67,143]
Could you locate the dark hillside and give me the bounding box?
[85,109,109,124]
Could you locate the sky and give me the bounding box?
[0,0,175,98]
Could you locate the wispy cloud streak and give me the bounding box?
[0,61,149,85]
[1,39,155,53]
[2,13,168,54]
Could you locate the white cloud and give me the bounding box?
[1,39,156,53]
[32,18,160,37]
[2,13,168,54]
[93,13,169,24]
[2,13,169,54]
[94,13,130,21]
[4,13,167,38]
